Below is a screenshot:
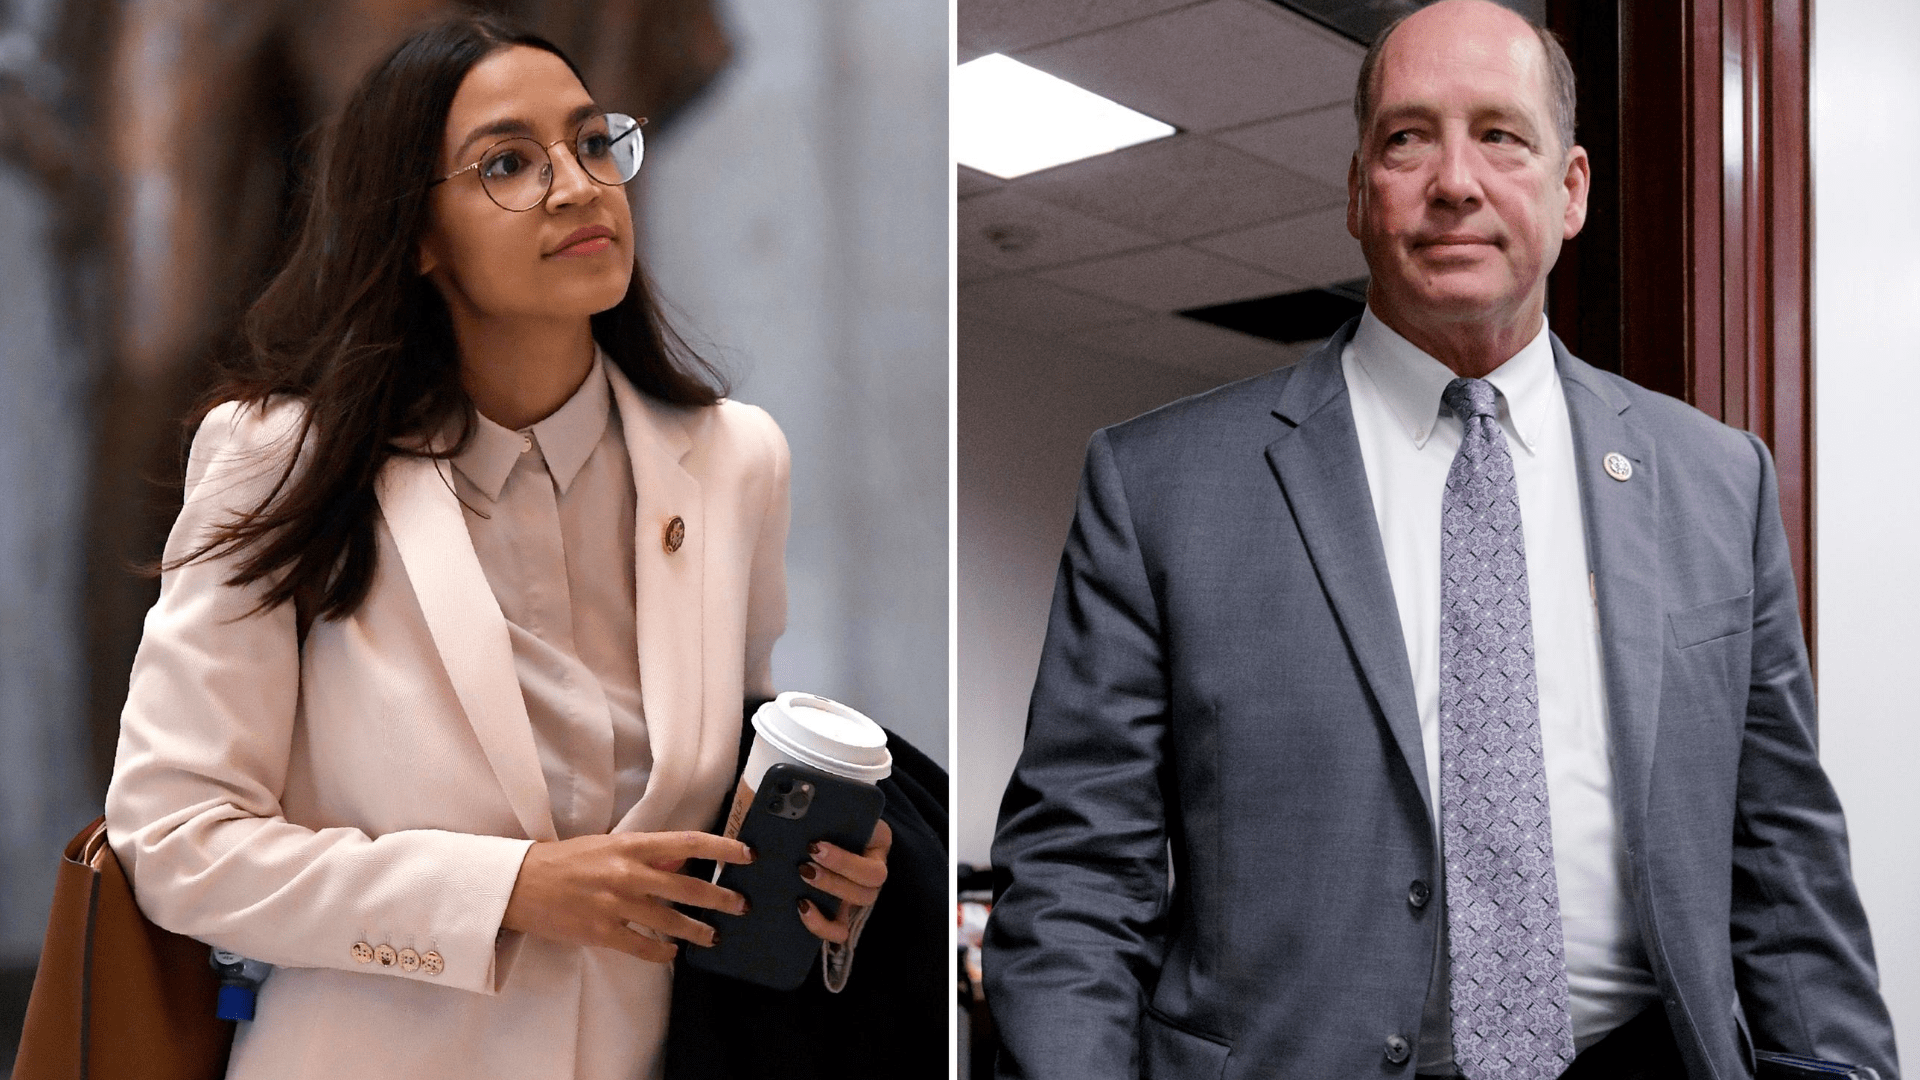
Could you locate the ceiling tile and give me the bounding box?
[1037,244,1299,312]
[1194,205,1368,287]
[1213,102,1358,189]
[1018,0,1364,133]
[958,0,1197,56]
[960,188,1159,281]
[1067,314,1315,381]
[959,274,1148,335]
[958,166,1003,199]
[1014,134,1343,242]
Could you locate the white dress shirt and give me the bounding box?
[1341,308,1659,1072]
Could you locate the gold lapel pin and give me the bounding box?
[663,515,686,554]
[1603,452,1633,482]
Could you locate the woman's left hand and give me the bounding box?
[796,818,891,944]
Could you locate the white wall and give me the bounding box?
[1813,0,1920,1064]
[643,0,950,765]
[956,316,1225,865]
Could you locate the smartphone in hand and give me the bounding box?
[682,762,885,990]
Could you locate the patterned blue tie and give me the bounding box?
[1438,377,1576,1080]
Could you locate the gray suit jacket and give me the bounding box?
[984,322,1897,1079]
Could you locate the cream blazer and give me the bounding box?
[104,367,790,1080]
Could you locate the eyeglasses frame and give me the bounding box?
[429,112,647,212]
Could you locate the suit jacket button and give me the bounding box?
[663,516,685,553]
[351,941,374,963]
[398,948,422,972]
[422,951,445,976]
[1384,1034,1411,1064]
[1408,880,1431,908]
[374,944,398,967]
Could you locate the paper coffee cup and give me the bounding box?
[721,692,892,841]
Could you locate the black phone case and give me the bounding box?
[681,761,885,991]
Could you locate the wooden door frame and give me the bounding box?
[1546,0,1816,662]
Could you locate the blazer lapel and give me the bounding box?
[1555,341,1663,844]
[378,455,559,843]
[1265,325,1432,818]
[606,370,706,832]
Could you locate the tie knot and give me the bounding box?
[1442,377,1500,422]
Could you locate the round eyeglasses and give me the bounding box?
[432,112,645,212]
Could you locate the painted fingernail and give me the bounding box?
[797,898,813,916]
[742,846,755,864]
[808,842,823,856]
[706,929,720,947]
[736,896,750,915]
[799,863,817,882]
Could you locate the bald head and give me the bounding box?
[1342,0,1591,375]
[1354,0,1576,161]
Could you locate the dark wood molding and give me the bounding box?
[1546,0,1815,661]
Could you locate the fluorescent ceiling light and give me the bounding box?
[956,54,1176,180]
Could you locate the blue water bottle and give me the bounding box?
[209,949,273,1021]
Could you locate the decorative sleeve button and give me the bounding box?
[398,948,421,972]
[351,941,374,964]
[374,944,398,967]
[422,951,445,977]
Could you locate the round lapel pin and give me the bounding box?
[1603,452,1633,482]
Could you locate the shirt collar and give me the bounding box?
[1349,306,1556,453]
[451,348,613,501]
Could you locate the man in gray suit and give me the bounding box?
[983,2,1898,1077]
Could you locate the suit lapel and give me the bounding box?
[378,455,559,843]
[1555,341,1663,843]
[606,370,706,832]
[1265,327,1432,817]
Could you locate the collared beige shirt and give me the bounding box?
[450,354,652,838]
[446,354,862,993]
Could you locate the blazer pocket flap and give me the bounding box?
[1668,591,1754,649]
[1142,1008,1230,1080]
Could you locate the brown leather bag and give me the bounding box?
[13,816,233,1080]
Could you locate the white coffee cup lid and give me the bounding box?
[751,692,892,783]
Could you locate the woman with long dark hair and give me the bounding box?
[101,14,888,1078]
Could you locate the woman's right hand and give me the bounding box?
[500,831,753,963]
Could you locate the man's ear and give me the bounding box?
[1561,144,1591,240]
[1346,150,1364,241]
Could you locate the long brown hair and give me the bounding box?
[173,12,725,625]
